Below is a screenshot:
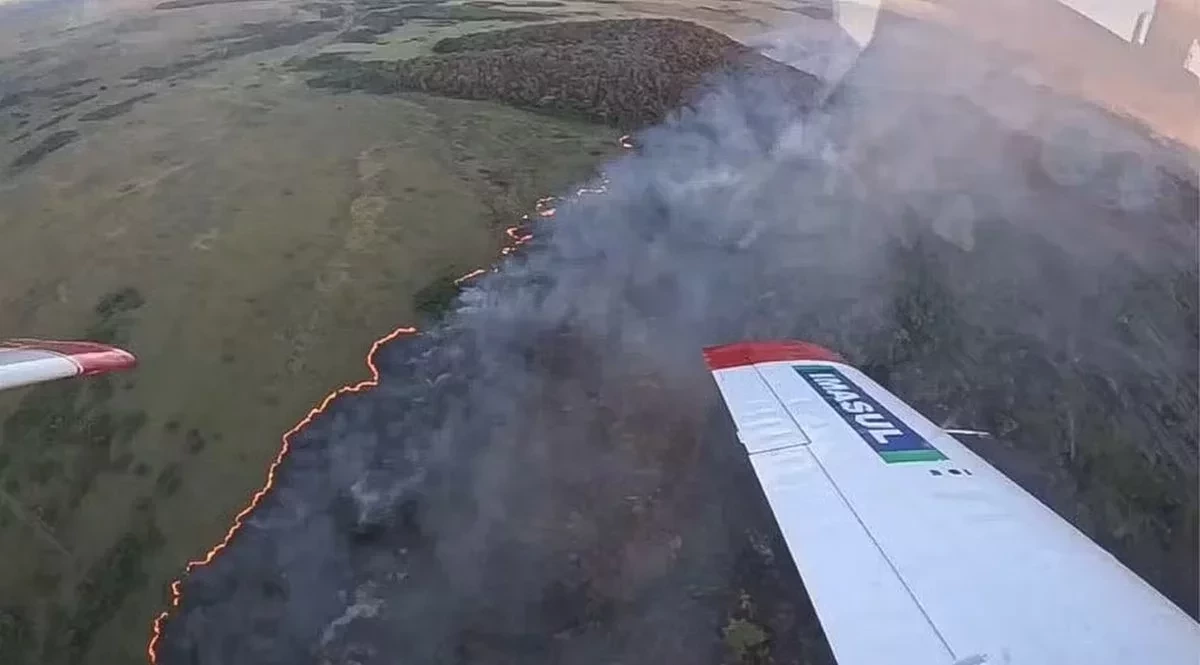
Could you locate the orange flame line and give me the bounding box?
[453,268,487,286]
[146,135,631,663]
[146,325,418,664]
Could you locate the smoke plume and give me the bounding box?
[157,11,1199,665]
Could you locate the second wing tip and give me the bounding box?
[3,338,138,376]
[702,340,844,371]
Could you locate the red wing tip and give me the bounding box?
[4,339,138,376]
[76,348,138,376]
[702,340,844,370]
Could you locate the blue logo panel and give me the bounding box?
[793,365,946,463]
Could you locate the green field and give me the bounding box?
[0,3,631,662]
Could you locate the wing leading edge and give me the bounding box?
[0,339,137,392]
[704,340,1200,665]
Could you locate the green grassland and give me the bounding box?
[0,3,630,662]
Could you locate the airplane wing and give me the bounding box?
[0,339,137,392]
[703,340,1200,665]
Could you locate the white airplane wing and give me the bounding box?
[0,338,137,392]
[703,340,1199,665]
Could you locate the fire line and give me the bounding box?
[146,135,634,663]
[146,325,418,663]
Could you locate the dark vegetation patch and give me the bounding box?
[339,27,381,43]
[302,19,819,129]
[33,113,71,131]
[49,92,99,112]
[9,130,79,173]
[127,20,338,82]
[412,274,464,320]
[0,381,151,662]
[185,429,208,454]
[0,375,147,525]
[154,463,183,497]
[89,286,145,344]
[95,286,146,318]
[40,78,101,97]
[8,130,32,144]
[303,1,345,18]
[46,520,165,663]
[78,92,156,121]
[0,79,99,120]
[11,47,53,68]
